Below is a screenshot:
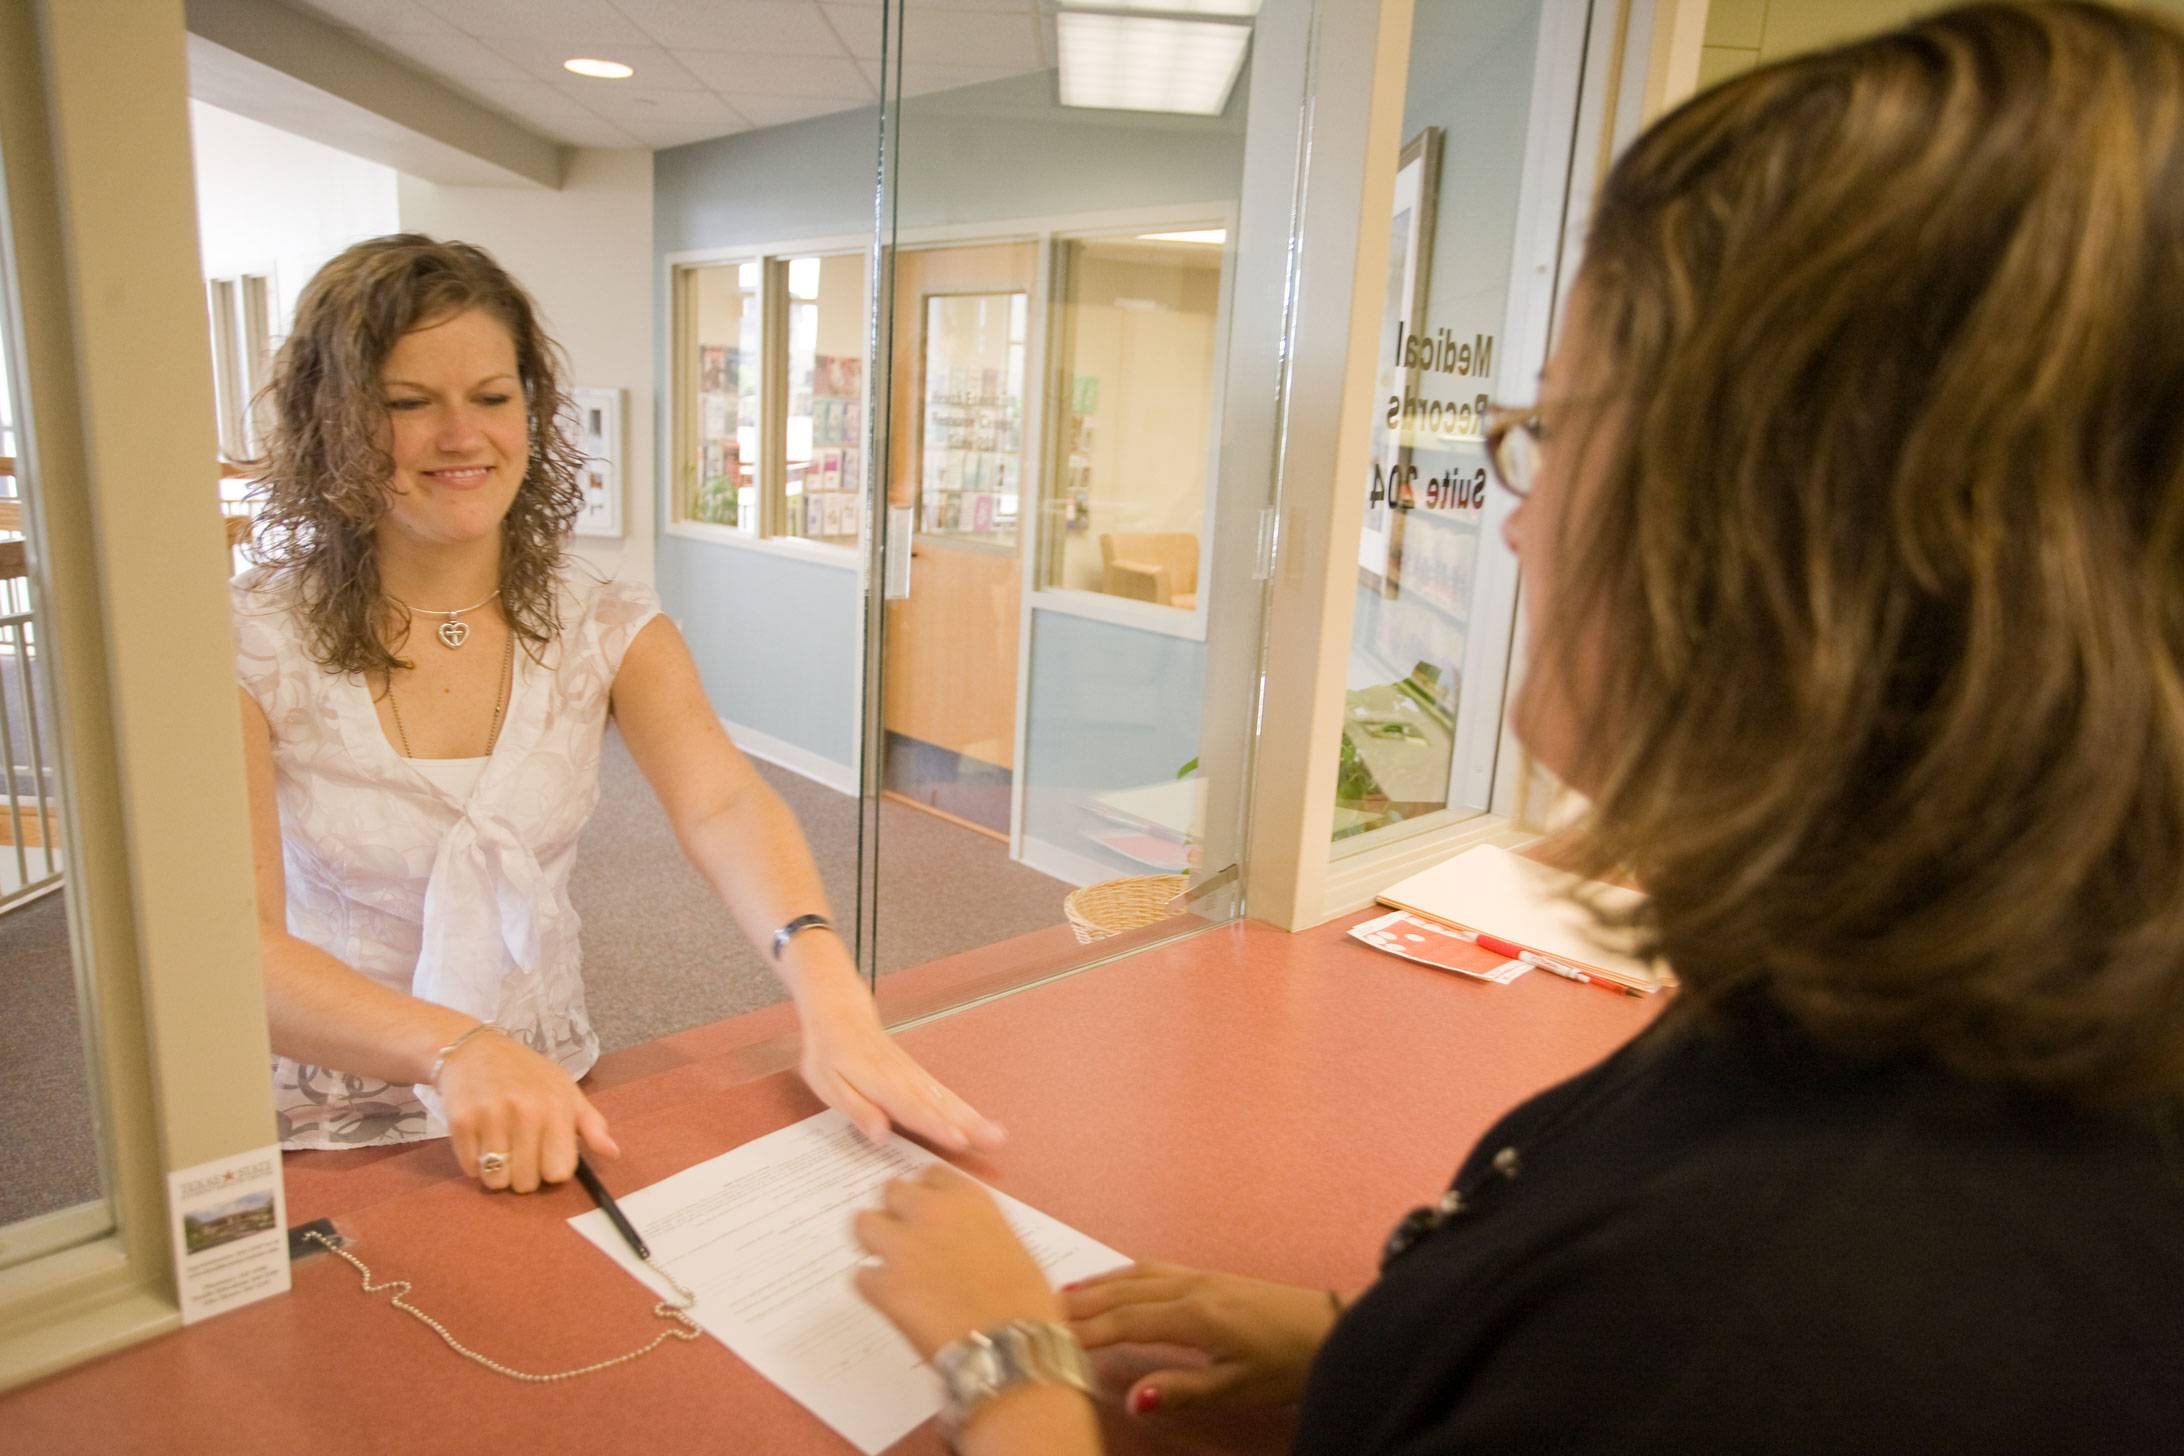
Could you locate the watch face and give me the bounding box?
[944,1340,1006,1404]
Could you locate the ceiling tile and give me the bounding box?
[286,0,463,35]
[367,30,534,79]
[619,0,849,55]
[914,10,1044,67]
[822,6,1041,67]
[488,39,712,88]
[415,0,649,43]
[824,7,891,60]
[677,50,874,99]
[732,92,867,127]
[817,5,888,58]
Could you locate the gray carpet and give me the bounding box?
[0,890,102,1227]
[0,728,1071,1224]
[572,726,1074,1051]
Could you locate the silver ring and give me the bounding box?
[478,1151,509,1176]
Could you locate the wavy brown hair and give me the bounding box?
[1548,2,2184,1102]
[246,234,584,675]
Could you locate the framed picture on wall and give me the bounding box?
[568,385,624,538]
[1360,125,1442,597]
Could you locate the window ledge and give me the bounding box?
[664,521,862,572]
[1318,810,1539,921]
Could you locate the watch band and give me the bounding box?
[934,1319,1092,1451]
[770,912,836,961]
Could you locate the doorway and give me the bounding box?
[879,240,1039,839]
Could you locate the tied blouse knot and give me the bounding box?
[232,567,661,1149]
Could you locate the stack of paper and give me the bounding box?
[1375,844,1670,994]
[570,1113,1125,1456]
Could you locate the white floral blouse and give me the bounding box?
[232,567,661,1149]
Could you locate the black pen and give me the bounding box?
[574,1154,651,1262]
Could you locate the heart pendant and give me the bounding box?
[437,619,470,649]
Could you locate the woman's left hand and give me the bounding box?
[797,976,1007,1153]
[854,1163,1061,1358]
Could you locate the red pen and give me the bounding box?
[1457,927,1633,994]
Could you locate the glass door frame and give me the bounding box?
[852,0,1319,1004]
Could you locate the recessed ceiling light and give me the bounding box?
[563,58,634,80]
[1136,229,1228,245]
[1058,14,1251,116]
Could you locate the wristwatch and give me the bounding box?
[933,1319,1092,1450]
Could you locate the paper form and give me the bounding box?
[569,1111,1128,1454]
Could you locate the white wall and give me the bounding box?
[190,99,400,334]
[398,149,657,586]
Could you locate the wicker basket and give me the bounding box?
[1063,873,1190,944]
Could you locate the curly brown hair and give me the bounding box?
[1549,2,2184,1103]
[245,234,584,675]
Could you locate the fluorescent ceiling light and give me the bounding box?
[1058,0,1260,13]
[1058,14,1251,116]
[1136,229,1228,244]
[563,58,634,80]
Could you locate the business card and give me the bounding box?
[166,1144,290,1324]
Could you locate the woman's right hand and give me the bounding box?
[1064,1262,1342,1415]
[434,1029,619,1193]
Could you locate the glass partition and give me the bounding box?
[859,0,1297,1006]
[0,210,112,1263]
[1335,0,1574,847]
[1039,230,1226,612]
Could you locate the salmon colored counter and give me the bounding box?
[2,914,1658,1455]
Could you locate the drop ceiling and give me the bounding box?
[282,0,1060,150]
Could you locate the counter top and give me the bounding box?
[3,912,1658,1454]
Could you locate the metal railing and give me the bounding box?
[0,593,60,912]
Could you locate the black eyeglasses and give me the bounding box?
[1484,408,1547,500]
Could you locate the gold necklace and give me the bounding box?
[386,628,514,759]
[388,587,503,649]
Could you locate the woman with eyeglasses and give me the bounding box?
[235,236,1002,1192]
[848,5,2184,1451]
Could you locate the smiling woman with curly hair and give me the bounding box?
[232,235,1003,1192]
[248,236,587,678]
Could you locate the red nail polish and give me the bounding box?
[1130,1386,1161,1416]
[1061,1280,1083,1292]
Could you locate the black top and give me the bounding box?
[1294,1004,2184,1455]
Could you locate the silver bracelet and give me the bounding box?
[770,912,837,962]
[428,1022,493,1086]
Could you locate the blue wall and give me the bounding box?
[655,534,860,767]
[1021,612,1207,869]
